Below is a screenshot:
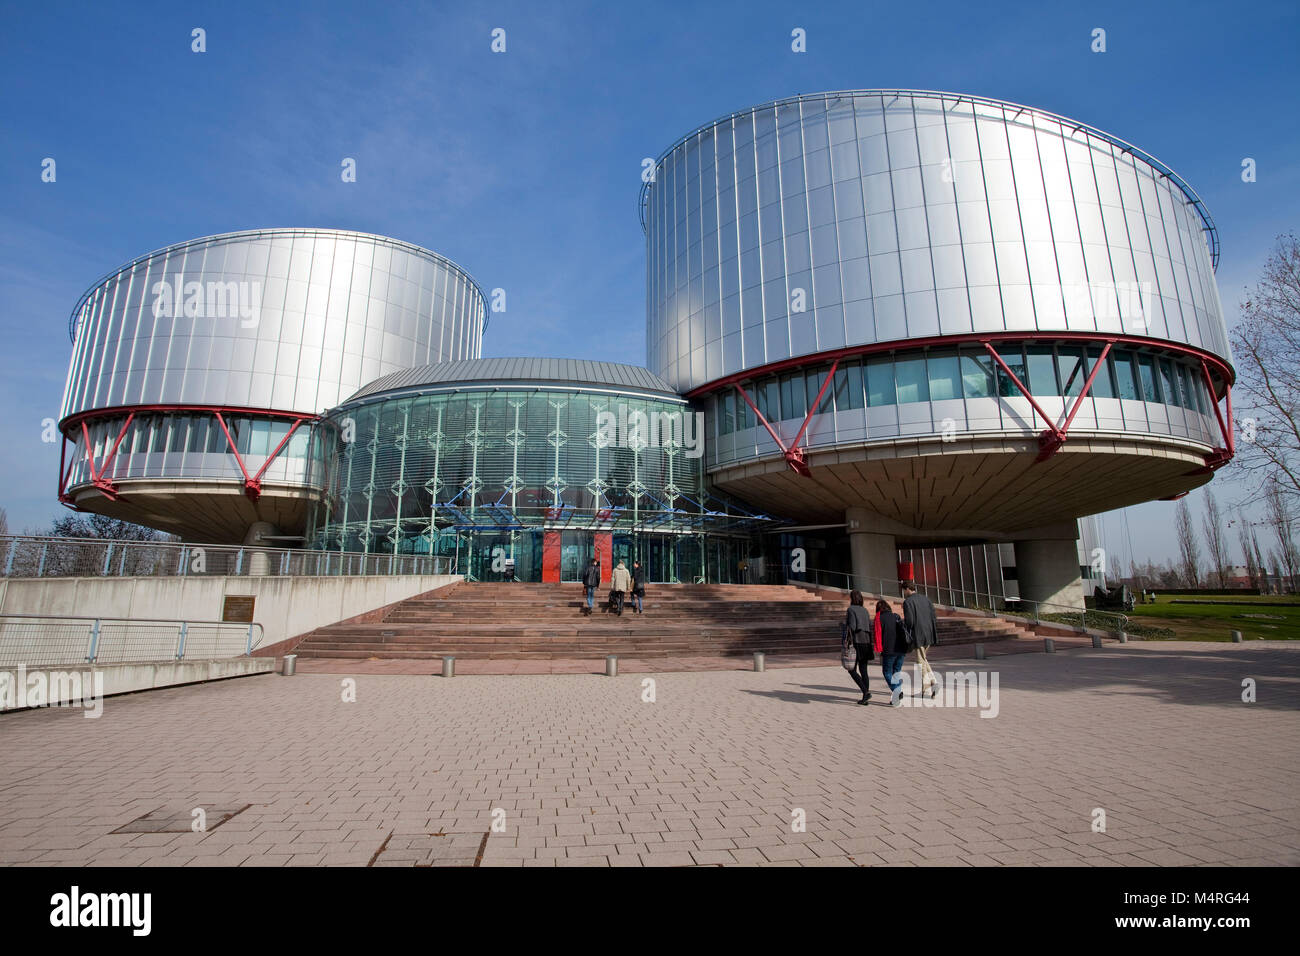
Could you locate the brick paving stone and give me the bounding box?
[0,642,1296,867]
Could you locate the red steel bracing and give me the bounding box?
[248,418,306,495]
[1030,340,1114,461]
[70,412,136,502]
[980,342,1068,461]
[79,421,98,485]
[58,404,320,507]
[733,383,790,454]
[733,359,839,477]
[1197,359,1234,470]
[692,331,1235,474]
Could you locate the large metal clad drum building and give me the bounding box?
[641,90,1235,605]
[58,229,486,543]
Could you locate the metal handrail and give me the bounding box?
[0,534,453,579]
[0,613,265,668]
[638,89,1218,271]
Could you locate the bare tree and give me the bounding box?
[1235,510,1261,589]
[1253,529,1269,591]
[1268,552,1286,594]
[1175,499,1201,588]
[1265,481,1299,591]
[1201,490,1231,587]
[1231,233,1300,515]
[0,506,7,537]
[47,513,164,541]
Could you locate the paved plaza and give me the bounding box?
[1,641,1297,867]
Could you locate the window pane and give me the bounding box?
[737,386,753,429]
[1056,347,1087,398]
[895,357,930,404]
[764,379,781,420]
[1113,350,1140,400]
[834,361,864,410]
[995,347,1028,397]
[867,357,896,407]
[1157,358,1178,408]
[1137,354,1160,402]
[781,372,805,419]
[755,379,771,420]
[722,391,735,433]
[927,353,960,401]
[1176,365,1194,409]
[1026,346,1060,395]
[960,352,995,398]
[806,369,830,415]
[1086,347,1115,399]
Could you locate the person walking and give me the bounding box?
[610,560,632,616]
[875,599,907,707]
[580,557,601,616]
[630,560,646,614]
[843,589,876,705]
[901,581,938,698]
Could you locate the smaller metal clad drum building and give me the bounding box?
[642,90,1236,606]
[308,358,770,583]
[58,229,486,543]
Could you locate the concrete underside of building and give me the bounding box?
[64,479,319,544]
[707,436,1213,533]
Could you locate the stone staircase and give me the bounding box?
[291,582,1037,661]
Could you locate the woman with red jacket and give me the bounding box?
[875,600,907,707]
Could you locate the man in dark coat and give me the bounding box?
[581,558,601,616]
[902,581,939,699]
[630,561,647,614]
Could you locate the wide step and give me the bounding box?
[291,582,1034,660]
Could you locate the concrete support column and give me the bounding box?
[1014,537,1084,610]
[243,521,279,577]
[846,508,896,595]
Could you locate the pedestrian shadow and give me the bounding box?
[739,687,874,705]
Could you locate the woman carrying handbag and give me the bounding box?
[842,589,878,705]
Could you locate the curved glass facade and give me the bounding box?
[64,410,332,491]
[308,368,769,582]
[705,339,1223,468]
[643,91,1229,395]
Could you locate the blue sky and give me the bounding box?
[1,0,1297,567]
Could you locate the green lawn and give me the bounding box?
[1126,595,1300,641]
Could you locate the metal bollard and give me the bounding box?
[605,655,618,677]
[1231,630,1243,643]
[1043,638,1056,654]
[1116,631,1128,644]
[974,643,985,661]
[281,654,297,676]
[752,652,765,672]
[1091,635,1103,648]
[442,656,455,678]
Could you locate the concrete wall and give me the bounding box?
[1,658,275,713]
[0,574,461,652]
